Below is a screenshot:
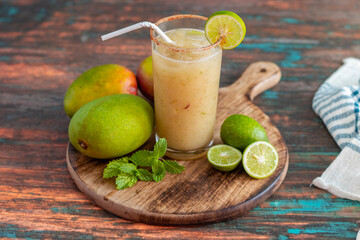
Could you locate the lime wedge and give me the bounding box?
[207,145,242,172]
[205,10,246,49]
[242,141,278,179]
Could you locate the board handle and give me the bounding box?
[224,61,281,100]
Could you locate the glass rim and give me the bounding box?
[150,14,222,52]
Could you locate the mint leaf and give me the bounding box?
[103,157,129,179]
[103,138,186,190]
[163,160,185,174]
[136,169,153,181]
[115,173,138,190]
[119,163,137,174]
[152,172,165,183]
[153,138,167,158]
[130,150,154,167]
[152,159,165,182]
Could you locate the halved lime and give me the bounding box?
[207,144,242,172]
[242,141,278,179]
[205,10,246,49]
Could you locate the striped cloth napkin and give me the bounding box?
[312,57,360,202]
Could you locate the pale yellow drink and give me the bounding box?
[152,28,222,152]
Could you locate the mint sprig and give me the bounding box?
[103,138,185,190]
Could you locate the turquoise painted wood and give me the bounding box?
[0,0,359,239]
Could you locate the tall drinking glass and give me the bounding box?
[150,15,222,160]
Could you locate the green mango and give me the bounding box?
[69,94,154,159]
[64,64,137,118]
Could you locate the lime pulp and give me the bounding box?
[207,144,242,172]
[242,141,278,179]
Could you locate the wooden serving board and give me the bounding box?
[66,61,289,225]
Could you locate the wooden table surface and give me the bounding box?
[1,0,359,239]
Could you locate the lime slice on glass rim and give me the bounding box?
[207,144,242,172]
[242,141,279,179]
[205,10,246,50]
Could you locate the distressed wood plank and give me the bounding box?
[1,0,360,238]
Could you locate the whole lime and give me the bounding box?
[220,114,268,151]
[68,94,154,159]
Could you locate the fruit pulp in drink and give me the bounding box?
[152,28,222,151]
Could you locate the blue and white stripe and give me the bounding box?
[312,58,360,152]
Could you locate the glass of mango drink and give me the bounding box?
[102,11,246,160]
[150,15,223,160]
